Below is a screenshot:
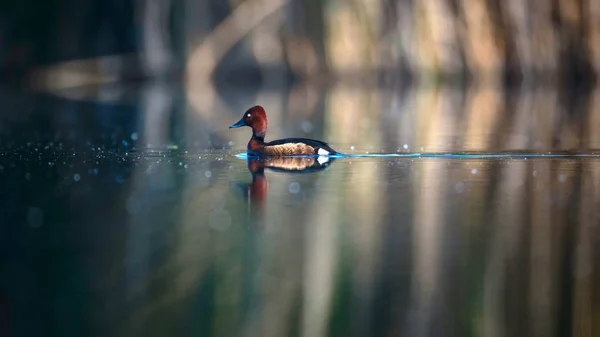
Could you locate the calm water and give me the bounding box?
[0,84,598,337]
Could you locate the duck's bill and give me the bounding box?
[229,119,246,128]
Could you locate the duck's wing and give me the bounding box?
[264,138,338,155]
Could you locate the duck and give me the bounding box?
[229,105,339,157]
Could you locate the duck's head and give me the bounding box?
[229,105,268,138]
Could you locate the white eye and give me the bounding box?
[247,113,251,117]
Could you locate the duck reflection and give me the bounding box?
[234,156,334,214]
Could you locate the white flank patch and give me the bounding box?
[317,156,329,165]
[317,148,329,156]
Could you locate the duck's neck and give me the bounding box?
[248,136,265,153]
[248,129,266,154]
[252,133,265,143]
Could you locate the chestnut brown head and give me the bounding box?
[229,105,268,138]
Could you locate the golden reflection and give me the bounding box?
[464,86,504,150]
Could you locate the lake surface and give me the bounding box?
[0,84,598,337]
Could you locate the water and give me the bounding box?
[0,85,598,337]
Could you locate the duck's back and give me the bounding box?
[263,138,338,156]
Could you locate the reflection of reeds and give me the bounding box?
[573,160,599,337]
[588,86,600,149]
[113,30,600,335]
[409,157,445,336]
[110,80,600,336]
[529,158,558,337]
[464,86,503,150]
[484,158,527,337]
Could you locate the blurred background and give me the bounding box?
[0,1,599,337]
[2,0,600,87]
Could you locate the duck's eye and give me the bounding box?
[246,113,251,118]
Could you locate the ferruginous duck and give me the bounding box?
[229,105,339,157]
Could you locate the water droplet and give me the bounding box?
[184,164,188,169]
[130,132,138,141]
[403,144,409,150]
[93,168,99,175]
[471,168,478,175]
[73,173,80,182]
[25,173,31,180]
[205,171,212,178]
[350,146,355,150]
[558,174,567,182]
[179,162,183,166]
[288,182,301,194]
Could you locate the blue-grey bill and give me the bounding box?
[229,119,245,128]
